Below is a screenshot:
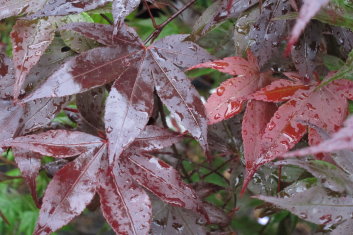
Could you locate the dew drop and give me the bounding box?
[268,121,276,131]
[299,212,307,219]
[216,86,225,96]
[334,215,343,223]
[106,126,113,133]
[224,101,241,119]
[213,113,221,120]
[172,223,183,231]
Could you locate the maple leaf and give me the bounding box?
[190,0,258,41]
[256,186,353,232]
[24,0,144,29]
[285,115,353,157]
[10,14,96,100]
[21,22,212,163]
[242,73,353,192]
[286,0,330,54]
[0,125,206,234]
[188,49,274,124]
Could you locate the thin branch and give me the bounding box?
[201,158,232,179]
[0,155,17,167]
[143,0,158,29]
[100,13,113,25]
[144,0,196,44]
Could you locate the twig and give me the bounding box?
[144,0,196,44]
[143,0,158,29]
[0,155,17,167]
[100,13,113,25]
[192,161,230,183]
[201,158,232,179]
[0,210,9,225]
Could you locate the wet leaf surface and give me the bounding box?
[1,130,104,158]
[22,23,211,159]
[13,148,42,207]
[98,159,151,235]
[248,0,291,68]
[287,0,330,53]
[257,186,353,232]
[189,50,274,124]
[11,18,56,99]
[190,0,258,41]
[244,74,353,190]
[34,145,106,234]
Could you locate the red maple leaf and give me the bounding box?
[188,49,275,124]
[242,73,353,192]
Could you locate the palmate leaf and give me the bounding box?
[21,22,212,163]
[189,50,274,124]
[242,74,353,191]
[9,14,95,100]
[0,125,205,234]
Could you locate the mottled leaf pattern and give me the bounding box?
[189,50,273,124]
[257,186,353,231]
[34,145,106,234]
[98,159,151,235]
[126,154,204,213]
[13,148,42,207]
[11,19,55,99]
[1,130,104,157]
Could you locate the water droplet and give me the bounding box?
[334,215,343,223]
[299,212,307,219]
[224,101,241,119]
[216,86,225,96]
[106,126,113,133]
[172,223,183,231]
[268,121,276,131]
[306,103,316,111]
[213,113,221,120]
[319,214,332,224]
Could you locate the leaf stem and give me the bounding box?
[144,0,196,44]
